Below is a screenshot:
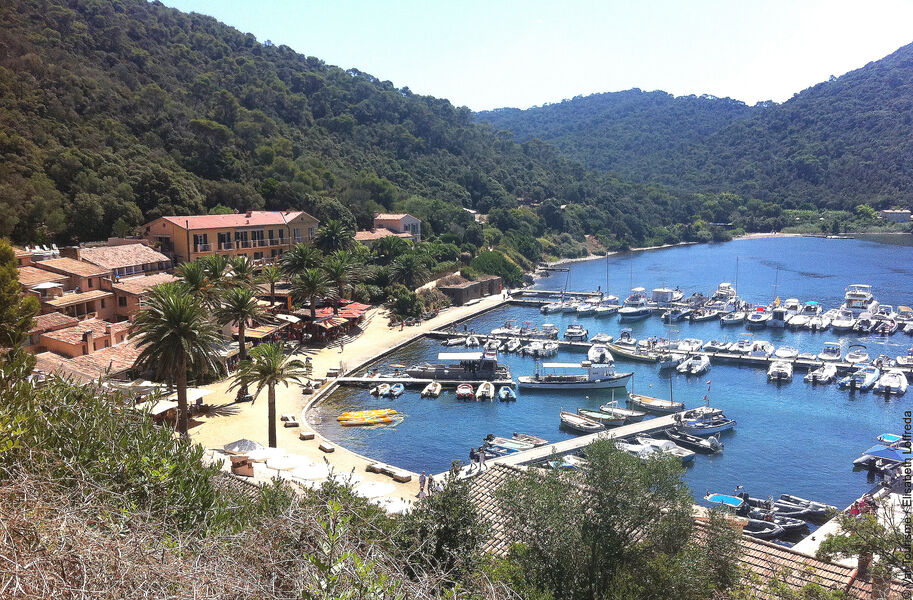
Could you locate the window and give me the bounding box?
[293,228,300,240]
[251,230,264,242]
[253,251,264,260]
[118,296,127,307]
[278,229,285,240]
[88,278,94,288]
[101,299,106,309]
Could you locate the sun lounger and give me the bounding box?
[299,431,315,441]
[319,442,335,453]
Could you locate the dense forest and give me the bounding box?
[0,0,729,265]
[478,45,913,212]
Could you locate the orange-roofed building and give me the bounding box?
[372,213,421,242]
[108,272,177,320]
[77,243,172,277]
[39,318,130,358]
[141,210,319,264]
[25,312,79,353]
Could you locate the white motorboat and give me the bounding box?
[675,406,736,436]
[587,344,613,363]
[774,346,799,360]
[854,312,877,334]
[594,302,619,317]
[658,352,686,370]
[662,307,692,323]
[484,338,502,351]
[720,311,746,326]
[442,336,467,347]
[614,328,637,349]
[730,333,754,354]
[845,347,870,364]
[841,284,878,315]
[564,324,589,341]
[709,282,738,309]
[767,361,793,382]
[788,301,821,329]
[540,301,562,314]
[818,342,842,362]
[837,365,880,391]
[805,363,837,384]
[746,307,771,328]
[767,305,789,329]
[896,347,913,368]
[421,381,442,397]
[873,369,908,396]
[542,342,559,356]
[522,341,543,357]
[677,338,703,353]
[504,338,522,353]
[540,323,560,338]
[830,309,856,331]
[749,341,775,357]
[618,288,652,321]
[518,361,633,389]
[475,381,495,400]
[651,287,680,306]
[677,354,710,376]
[465,335,480,347]
[559,410,605,434]
[491,321,522,336]
[635,435,696,463]
[598,400,646,423]
[615,440,658,460]
[591,332,613,344]
[702,340,730,353]
[807,313,831,331]
[560,300,579,313]
[576,302,597,316]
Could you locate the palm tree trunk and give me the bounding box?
[267,384,277,448]
[310,295,317,319]
[176,352,189,436]
[270,282,275,306]
[238,321,247,361]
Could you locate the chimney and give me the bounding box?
[245,210,253,218]
[82,329,94,355]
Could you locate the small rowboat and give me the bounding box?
[373,383,391,397]
[456,384,474,400]
[598,401,646,423]
[664,428,722,453]
[387,383,405,398]
[476,381,495,400]
[560,410,605,434]
[484,435,534,452]
[628,393,683,414]
[337,409,397,421]
[577,408,625,426]
[498,386,517,401]
[421,381,442,397]
[513,432,547,446]
[340,416,393,427]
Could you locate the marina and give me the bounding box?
[311,236,913,513]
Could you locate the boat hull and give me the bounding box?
[518,373,632,389]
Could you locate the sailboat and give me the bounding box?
[595,251,619,315]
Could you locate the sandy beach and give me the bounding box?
[190,293,507,501]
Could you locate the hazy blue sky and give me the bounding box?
[162,0,913,111]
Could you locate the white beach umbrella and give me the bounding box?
[246,447,286,462]
[288,462,330,480]
[352,481,396,499]
[370,496,412,515]
[223,438,264,455]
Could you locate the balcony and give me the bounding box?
[194,244,212,253]
[238,240,252,249]
[268,238,281,246]
[219,242,235,250]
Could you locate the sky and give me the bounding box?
[161,0,913,111]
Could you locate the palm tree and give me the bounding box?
[259,264,283,306]
[322,252,366,314]
[390,251,432,289]
[371,235,410,265]
[314,219,355,253]
[228,255,256,289]
[291,267,337,318]
[229,343,309,448]
[132,283,222,436]
[280,242,323,277]
[176,259,221,307]
[216,286,269,362]
[200,254,229,286]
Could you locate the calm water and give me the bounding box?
[314,237,913,509]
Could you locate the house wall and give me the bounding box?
[39,327,124,358]
[374,215,421,241]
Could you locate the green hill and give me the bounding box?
[0,0,700,254]
[477,45,913,211]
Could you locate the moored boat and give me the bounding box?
[513,432,547,446]
[873,369,908,396]
[896,347,913,367]
[837,365,880,390]
[675,406,736,436]
[518,361,633,389]
[830,309,856,331]
[374,383,391,397]
[664,428,722,453]
[767,360,793,382]
[618,287,652,321]
[563,324,589,341]
[559,410,605,434]
[408,351,510,381]
[498,386,517,401]
[635,435,696,463]
[420,381,442,397]
[677,354,710,376]
[587,344,613,363]
[842,284,878,315]
[575,302,597,316]
[804,363,837,384]
[456,383,475,400]
[818,342,842,362]
[465,335,480,347]
[746,307,771,328]
[475,381,495,400]
[504,338,522,353]
[337,408,397,421]
[845,346,870,364]
[577,407,626,426]
[598,400,646,423]
[773,346,798,359]
[690,308,721,322]
[387,383,405,398]
[720,311,746,326]
[484,434,534,452]
[628,392,684,414]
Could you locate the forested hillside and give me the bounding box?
[477,45,913,211]
[0,0,721,257]
[477,90,757,177]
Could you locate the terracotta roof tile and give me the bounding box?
[157,211,316,231]
[40,318,125,345]
[112,272,177,295]
[43,289,113,308]
[29,312,79,333]
[35,257,110,278]
[33,340,141,382]
[374,213,415,220]
[17,266,69,287]
[78,244,170,270]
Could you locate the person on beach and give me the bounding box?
[468,447,478,472]
[419,471,426,494]
[339,339,344,353]
[426,476,434,496]
[478,447,487,470]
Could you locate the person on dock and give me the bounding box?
[418,471,427,495]
[478,447,487,471]
[468,447,478,473]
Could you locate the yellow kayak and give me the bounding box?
[337,409,397,421]
[340,416,394,427]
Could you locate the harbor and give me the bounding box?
[313,236,912,516]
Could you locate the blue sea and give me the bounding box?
[313,236,913,509]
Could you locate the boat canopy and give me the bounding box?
[437,352,483,361]
[859,444,905,462]
[705,493,744,508]
[877,433,902,444]
[542,362,585,369]
[806,301,819,305]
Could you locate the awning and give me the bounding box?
[315,317,348,330]
[859,444,905,463]
[274,313,300,324]
[438,352,482,360]
[165,387,214,404]
[133,399,178,416]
